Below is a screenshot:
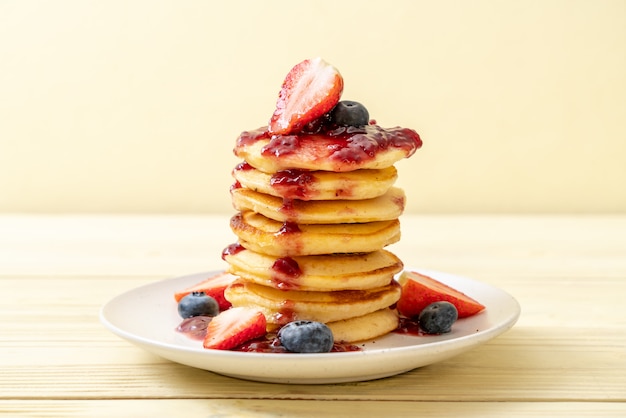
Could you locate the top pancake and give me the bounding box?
[234,125,422,173]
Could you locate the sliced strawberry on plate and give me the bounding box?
[203,307,267,350]
[268,57,344,135]
[396,271,486,319]
[174,272,237,311]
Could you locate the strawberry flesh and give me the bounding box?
[269,57,343,135]
[203,307,267,350]
[396,271,486,319]
[174,272,237,311]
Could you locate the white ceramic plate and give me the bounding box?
[100,269,520,384]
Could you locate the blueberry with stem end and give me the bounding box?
[177,291,220,319]
[278,320,334,353]
[330,101,369,126]
[418,301,458,334]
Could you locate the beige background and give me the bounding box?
[1,0,624,214]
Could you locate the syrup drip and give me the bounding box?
[277,221,300,235]
[273,300,296,324]
[230,181,242,192]
[274,220,304,255]
[221,242,245,260]
[234,161,254,171]
[270,257,302,290]
[394,316,428,336]
[279,198,295,215]
[270,169,316,200]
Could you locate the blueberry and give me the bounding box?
[177,291,220,318]
[278,320,334,353]
[330,101,369,126]
[418,302,458,334]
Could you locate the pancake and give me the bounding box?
[230,211,401,256]
[326,308,399,343]
[224,278,402,327]
[231,186,405,224]
[234,125,422,173]
[232,164,398,201]
[224,247,403,291]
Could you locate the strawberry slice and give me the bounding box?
[396,271,486,319]
[269,57,343,135]
[203,307,267,350]
[174,272,237,311]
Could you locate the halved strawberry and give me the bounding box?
[203,307,267,350]
[174,272,237,311]
[396,271,486,319]
[268,57,343,135]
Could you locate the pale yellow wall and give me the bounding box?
[1,0,625,213]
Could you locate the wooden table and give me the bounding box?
[1,214,625,417]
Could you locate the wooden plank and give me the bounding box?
[1,400,625,418]
[1,328,624,401]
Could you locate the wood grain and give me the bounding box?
[1,215,625,416]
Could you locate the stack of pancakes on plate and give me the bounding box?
[221,126,420,343]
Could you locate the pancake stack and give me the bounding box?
[221,58,422,343]
[222,129,420,343]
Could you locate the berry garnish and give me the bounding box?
[278,320,334,353]
[396,271,486,319]
[203,307,267,350]
[330,100,369,126]
[174,272,237,311]
[268,57,344,135]
[177,291,220,319]
[418,302,458,334]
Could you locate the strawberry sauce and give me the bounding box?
[235,334,362,353]
[233,161,254,171]
[277,221,300,235]
[270,169,317,199]
[221,243,245,260]
[273,300,296,324]
[394,316,428,336]
[236,123,422,167]
[270,257,302,290]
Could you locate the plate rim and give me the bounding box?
[100,269,521,383]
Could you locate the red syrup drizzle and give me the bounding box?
[279,198,295,216]
[277,221,300,235]
[234,333,362,353]
[236,123,422,166]
[175,318,362,353]
[236,128,271,147]
[275,220,304,255]
[270,169,316,200]
[221,242,245,260]
[273,300,296,324]
[175,316,213,341]
[233,161,254,171]
[230,181,242,193]
[270,257,302,290]
[394,316,428,337]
